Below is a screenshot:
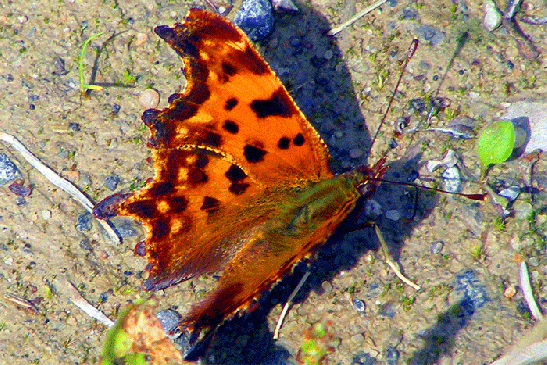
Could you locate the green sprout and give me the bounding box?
[79,32,104,93]
[476,120,515,173]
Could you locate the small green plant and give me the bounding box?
[400,295,416,311]
[493,216,506,232]
[470,244,487,262]
[476,120,515,173]
[79,32,104,93]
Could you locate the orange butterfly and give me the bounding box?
[94,8,387,336]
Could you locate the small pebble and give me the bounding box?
[41,210,52,220]
[134,242,146,256]
[52,57,67,75]
[442,166,462,193]
[378,303,396,318]
[289,37,301,47]
[104,174,120,191]
[0,153,21,185]
[414,25,444,46]
[513,200,533,220]
[352,299,365,313]
[139,89,160,109]
[233,0,274,41]
[156,309,182,334]
[349,148,364,159]
[430,240,444,254]
[79,238,93,252]
[321,281,333,293]
[99,292,108,302]
[133,32,148,47]
[68,122,81,132]
[384,346,399,365]
[498,186,520,202]
[9,180,32,197]
[80,173,92,188]
[271,0,299,12]
[364,199,382,219]
[75,212,93,232]
[352,353,377,365]
[504,286,516,298]
[113,218,139,238]
[385,210,401,221]
[483,0,501,31]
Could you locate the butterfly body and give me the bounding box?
[94,8,386,335]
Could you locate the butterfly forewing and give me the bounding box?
[150,9,333,184]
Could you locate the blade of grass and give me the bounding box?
[79,32,104,92]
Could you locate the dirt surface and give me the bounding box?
[1,0,547,364]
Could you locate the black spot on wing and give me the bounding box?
[222,62,236,76]
[194,154,209,169]
[225,165,250,196]
[225,98,238,110]
[223,120,239,134]
[125,201,157,219]
[250,88,294,118]
[293,133,305,146]
[201,196,220,213]
[152,218,170,240]
[149,181,174,196]
[229,181,250,195]
[200,131,221,147]
[277,137,290,149]
[168,196,189,214]
[243,145,267,163]
[188,169,208,186]
[225,164,247,182]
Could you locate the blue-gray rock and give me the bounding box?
[414,25,444,46]
[384,346,400,365]
[75,212,93,232]
[156,309,181,334]
[352,353,377,365]
[112,218,139,238]
[234,0,274,41]
[453,270,489,315]
[0,153,21,185]
[352,298,365,312]
[104,174,120,191]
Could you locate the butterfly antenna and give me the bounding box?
[370,38,418,151]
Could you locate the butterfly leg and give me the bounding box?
[374,224,421,290]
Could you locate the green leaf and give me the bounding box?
[476,120,515,168]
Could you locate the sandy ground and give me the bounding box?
[1,0,547,364]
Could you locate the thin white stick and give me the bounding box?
[375,225,421,290]
[491,337,547,365]
[328,0,388,36]
[520,260,543,320]
[0,132,120,244]
[66,281,114,327]
[273,270,311,340]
